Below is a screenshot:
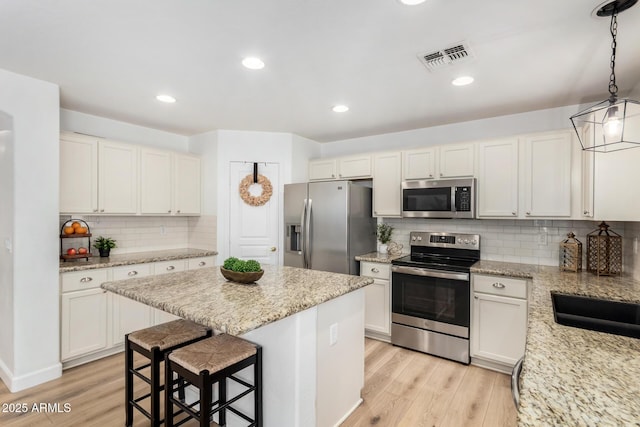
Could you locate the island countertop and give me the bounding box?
[471,261,640,426]
[101,265,373,335]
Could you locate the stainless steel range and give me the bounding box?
[391,231,480,364]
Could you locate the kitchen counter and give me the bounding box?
[102,265,372,426]
[101,264,372,335]
[355,251,406,263]
[59,248,217,272]
[471,261,640,426]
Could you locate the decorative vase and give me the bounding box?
[378,244,388,254]
[99,248,111,258]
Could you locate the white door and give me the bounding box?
[229,162,280,265]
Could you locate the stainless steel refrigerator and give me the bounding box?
[284,181,377,275]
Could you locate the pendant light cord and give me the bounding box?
[608,10,618,100]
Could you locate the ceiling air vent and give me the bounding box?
[418,42,473,72]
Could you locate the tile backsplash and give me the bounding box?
[382,218,632,270]
[59,215,217,254]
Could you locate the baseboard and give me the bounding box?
[470,356,514,375]
[62,345,124,370]
[333,397,363,427]
[2,361,62,393]
[365,330,391,343]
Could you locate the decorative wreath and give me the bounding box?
[239,174,273,206]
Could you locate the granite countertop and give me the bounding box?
[471,260,640,426]
[101,265,373,335]
[60,248,218,272]
[355,252,406,264]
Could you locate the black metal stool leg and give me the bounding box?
[200,371,212,427]
[150,347,161,427]
[219,377,227,426]
[125,335,134,427]
[255,347,263,427]
[178,375,186,402]
[165,356,174,427]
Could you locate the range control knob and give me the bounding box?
[471,240,478,245]
[411,236,416,241]
[417,236,422,241]
[463,239,469,244]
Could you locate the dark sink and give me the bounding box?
[551,292,640,339]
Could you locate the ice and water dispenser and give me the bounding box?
[286,224,302,253]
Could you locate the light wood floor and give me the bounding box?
[0,339,516,427]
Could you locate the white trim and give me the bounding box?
[333,398,363,427]
[0,360,62,392]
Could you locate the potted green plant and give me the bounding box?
[377,223,394,254]
[93,236,117,258]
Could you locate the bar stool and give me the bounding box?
[125,319,212,427]
[165,334,262,427]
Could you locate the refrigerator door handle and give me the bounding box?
[300,199,307,268]
[306,198,312,269]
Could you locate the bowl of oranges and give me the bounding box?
[62,220,89,236]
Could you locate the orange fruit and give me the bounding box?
[75,227,88,234]
[71,221,81,229]
[63,226,75,235]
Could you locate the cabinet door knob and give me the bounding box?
[583,210,589,215]
[128,271,138,276]
[93,209,99,213]
[100,209,105,213]
[80,277,93,283]
[331,174,335,178]
[512,211,517,216]
[428,174,433,178]
[525,212,531,216]
[371,268,379,273]
[176,210,181,214]
[166,265,175,271]
[492,282,506,289]
[198,261,206,267]
[439,173,443,177]
[474,295,479,300]
[168,210,172,213]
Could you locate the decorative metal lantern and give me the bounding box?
[559,232,582,272]
[586,222,622,276]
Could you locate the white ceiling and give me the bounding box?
[1,0,639,142]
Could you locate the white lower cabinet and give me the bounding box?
[360,261,391,341]
[470,274,528,373]
[60,288,109,361]
[60,257,205,367]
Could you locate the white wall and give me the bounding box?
[61,109,189,151]
[321,104,584,157]
[0,68,61,392]
[291,134,321,183]
[0,113,15,377]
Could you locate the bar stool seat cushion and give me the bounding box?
[168,334,257,375]
[128,319,210,352]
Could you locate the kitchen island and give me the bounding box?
[471,261,640,426]
[102,265,373,427]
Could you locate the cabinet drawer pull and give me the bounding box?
[492,282,506,289]
[80,277,93,283]
[198,261,206,267]
[166,265,175,271]
[128,271,138,276]
[100,209,105,213]
[93,209,99,213]
[371,267,379,273]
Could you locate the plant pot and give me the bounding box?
[378,244,388,254]
[98,248,111,258]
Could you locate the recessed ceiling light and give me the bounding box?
[398,0,427,5]
[332,105,349,113]
[452,76,474,86]
[156,94,176,103]
[242,57,265,70]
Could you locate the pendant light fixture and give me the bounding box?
[570,0,640,152]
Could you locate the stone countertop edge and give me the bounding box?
[101,265,373,336]
[355,252,407,264]
[60,248,218,272]
[471,260,640,426]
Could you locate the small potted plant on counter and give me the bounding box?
[93,236,117,258]
[377,223,393,254]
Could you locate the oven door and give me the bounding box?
[391,265,470,338]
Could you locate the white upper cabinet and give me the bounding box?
[402,147,436,180]
[373,151,402,217]
[309,159,337,181]
[521,131,572,217]
[140,148,173,214]
[438,143,475,178]
[60,132,201,216]
[60,133,99,214]
[477,138,519,218]
[173,153,201,215]
[581,125,595,218]
[338,155,372,179]
[98,140,139,214]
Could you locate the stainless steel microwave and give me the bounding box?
[402,178,475,219]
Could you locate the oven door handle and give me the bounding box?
[391,265,469,281]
